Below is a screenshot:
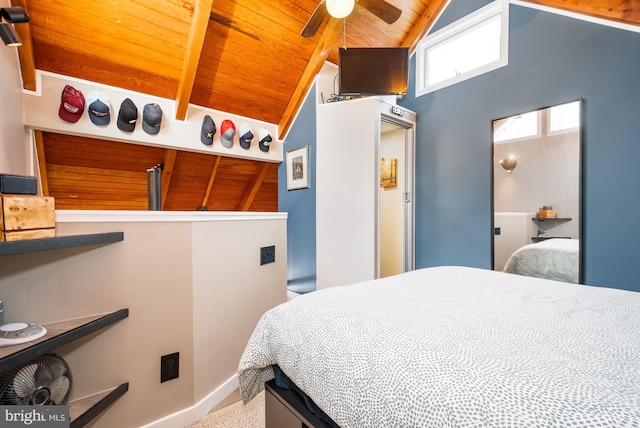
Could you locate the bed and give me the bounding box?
[503,238,579,283]
[238,266,640,427]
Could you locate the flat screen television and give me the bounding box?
[338,47,410,96]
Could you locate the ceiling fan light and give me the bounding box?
[326,0,355,19]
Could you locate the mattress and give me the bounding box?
[238,266,640,427]
[503,238,579,283]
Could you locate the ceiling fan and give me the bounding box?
[301,0,402,38]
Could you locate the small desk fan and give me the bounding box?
[0,353,72,405]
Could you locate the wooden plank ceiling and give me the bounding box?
[10,0,640,212]
[35,132,278,211]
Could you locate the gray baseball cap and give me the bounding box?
[201,115,216,145]
[142,103,163,135]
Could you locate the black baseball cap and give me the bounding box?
[117,98,138,132]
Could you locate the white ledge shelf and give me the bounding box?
[55,210,287,223]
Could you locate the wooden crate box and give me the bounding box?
[1,228,56,242]
[0,195,55,233]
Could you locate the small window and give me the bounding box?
[416,0,509,96]
[493,111,540,143]
[549,101,580,134]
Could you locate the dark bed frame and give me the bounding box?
[265,380,335,428]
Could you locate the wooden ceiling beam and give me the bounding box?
[200,155,221,209]
[175,0,214,121]
[10,0,37,91]
[238,163,269,211]
[402,0,640,57]
[33,130,48,196]
[524,0,640,26]
[278,17,344,140]
[403,0,448,53]
[161,149,177,210]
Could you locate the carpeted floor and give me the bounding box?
[187,391,264,428]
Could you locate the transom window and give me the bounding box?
[493,100,580,143]
[416,0,509,96]
[493,110,539,143]
[549,101,580,134]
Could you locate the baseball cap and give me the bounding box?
[58,85,85,123]
[258,128,272,153]
[220,120,236,148]
[201,115,216,145]
[117,98,138,132]
[86,91,111,126]
[239,123,254,149]
[143,103,163,135]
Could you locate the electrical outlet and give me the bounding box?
[160,352,179,383]
[260,245,275,265]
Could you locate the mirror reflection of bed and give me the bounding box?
[492,100,581,283]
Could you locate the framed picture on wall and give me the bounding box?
[286,145,309,190]
[380,157,398,188]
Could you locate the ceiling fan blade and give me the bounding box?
[301,0,328,38]
[359,0,402,24]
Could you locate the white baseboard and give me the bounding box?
[139,374,239,428]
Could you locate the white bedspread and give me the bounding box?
[503,238,579,283]
[238,266,640,427]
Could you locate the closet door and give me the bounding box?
[316,98,379,289]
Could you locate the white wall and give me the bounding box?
[316,62,339,104]
[0,211,287,428]
[192,218,286,400]
[0,7,29,176]
[494,128,580,239]
[494,211,537,270]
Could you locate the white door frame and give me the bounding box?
[377,113,416,278]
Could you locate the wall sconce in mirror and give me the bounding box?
[0,7,29,47]
[499,156,517,174]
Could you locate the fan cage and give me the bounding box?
[0,353,72,405]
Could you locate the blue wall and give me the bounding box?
[399,2,640,291]
[282,3,640,293]
[279,83,317,289]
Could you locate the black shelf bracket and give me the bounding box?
[70,382,129,428]
[0,309,129,373]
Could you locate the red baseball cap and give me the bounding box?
[220,120,236,148]
[58,85,85,123]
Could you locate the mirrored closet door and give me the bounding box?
[492,100,582,283]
